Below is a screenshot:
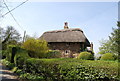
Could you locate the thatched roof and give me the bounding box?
[39,28,90,46]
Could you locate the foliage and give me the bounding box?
[16,58,119,81]
[23,38,48,58]
[117,21,120,27]
[0,59,15,69]
[11,67,18,73]
[5,45,17,61]
[77,52,94,60]
[0,27,4,42]
[7,45,17,52]
[0,50,7,59]
[98,22,120,56]
[14,48,30,69]
[44,50,61,58]
[0,26,21,50]
[98,39,112,54]
[110,28,119,55]
[100,53,115,61]
[0,59,11,66]
[3,26,21,43]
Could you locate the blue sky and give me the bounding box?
[0,2,118,54]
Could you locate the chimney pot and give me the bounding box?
[64,22,69,29]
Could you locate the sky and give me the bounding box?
[0,1,118,54]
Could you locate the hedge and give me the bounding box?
[14,48,30,69]
[77,52,94,60]
[16,58,119,81]
[44,50,61,58]
[100,53,115,61]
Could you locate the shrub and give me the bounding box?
[100,53,115,61]
[5,45,18,62]
[44,50,61,58]
[14,48,30,69]
[18,58,119,80]
[7,45,17,53]
[77,52,94,60]
[0,59,15,69]
[12,67,18,73]
[0,50,7,59]
[0,59,11,66]
[23,38,48,58]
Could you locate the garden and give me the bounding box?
[1,41,119,81]
[0,23,120,81]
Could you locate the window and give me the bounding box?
[65,50,70,54]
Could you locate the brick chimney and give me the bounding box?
[64,22,69,29]
[90,42,93,51]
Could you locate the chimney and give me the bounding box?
[64,22,69,29]
[90,42,93,51]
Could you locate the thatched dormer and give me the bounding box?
[39,22,91,57]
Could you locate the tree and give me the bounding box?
[23,38,48,58]
[98,22,120,56]
[3,26,21,43]
[98,39,112,54]
[0,26,21,50]
[109,28,119,55]
[5,26,21,42]
[117,21,120,27]
[0,27,5,42]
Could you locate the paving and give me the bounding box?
[0,63,19,81]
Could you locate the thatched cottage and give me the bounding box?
[39,22,93,57]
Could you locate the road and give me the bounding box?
[0,63,19,81]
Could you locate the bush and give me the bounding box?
[77,52,94,60]
[23,38,48,58]
[44,50,61,58]
[5,45,18,62]
[14,48,30,69]
[100,53,115,61]
[0,59,15,69]
[0,50,7,59]
[17,58,119,80]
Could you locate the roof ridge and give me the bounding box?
[45,28,83,33]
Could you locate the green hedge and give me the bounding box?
[77,52,94,60]
[0,59,15,70]
[100,53,115,61]
[5,45,18,62]
[14,48,30,69]
[17,58,119,80]
[0,50,7,59]
[1,47,30,70]
[44,50,61,58]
